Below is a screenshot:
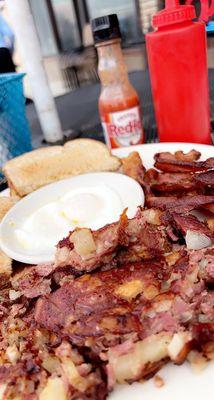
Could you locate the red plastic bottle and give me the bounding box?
[146,0,211,144]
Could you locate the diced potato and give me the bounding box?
[165,251,181,267]
[39,377,67,400]
[70,228,96,259]
[108,333,172,383]
[187,350,208,373]
[114,280,144,301]
[61,358,88,392]
[207,218,214,233]
[5,344,20,364]
[168,332,191,362]
[143,285,159,300]
[0,384,7,400]
[42,356,61,374]
[142,209,162,225]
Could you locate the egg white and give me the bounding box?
[14,184,123,252]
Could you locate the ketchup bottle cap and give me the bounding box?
[153,0,196,28]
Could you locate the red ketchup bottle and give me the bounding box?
[146,0,211,144]
[92,14,144,149]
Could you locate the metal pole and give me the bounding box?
[6,0,64,143]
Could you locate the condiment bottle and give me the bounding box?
[146,0,211,144]
[91,14,144,149]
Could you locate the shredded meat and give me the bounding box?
[10,263,56,298]
[0,308,107,399]
[35,247,214,387]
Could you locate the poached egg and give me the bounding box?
[0,173,144,264]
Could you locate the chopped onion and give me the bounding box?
[9,290,21,301]
[198,314,210,323]
[5,344,20,364]
[42,356,61,374]
[185,230,213,250]
[168,332,191,361]
[143,209,162,225]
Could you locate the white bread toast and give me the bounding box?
[0,197,16,287]
[3,139,121,197]
[0,196,16,221]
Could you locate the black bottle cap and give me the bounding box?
[91,14,121,44]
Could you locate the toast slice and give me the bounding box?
[0,196,16,221]
[0,251,12,289]
[0,197,16,288]
[3,139,121,197]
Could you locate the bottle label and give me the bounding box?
[101,106,144,149]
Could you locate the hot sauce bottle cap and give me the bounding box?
[153,0,196,28]
[91,14,121,44]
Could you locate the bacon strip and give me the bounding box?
[169,213,214,240]
[154,155,214,173]
[194,170,214,186]
[154,150,201,162]
[121,152,146,184]
[148,172,197,192]
[147,195,214,212]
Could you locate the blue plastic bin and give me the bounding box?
[0,72,32,173]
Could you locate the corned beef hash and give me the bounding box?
[0,149,213,399]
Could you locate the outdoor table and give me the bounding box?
[27,69,214,148]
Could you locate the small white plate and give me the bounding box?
[0,172,144,265]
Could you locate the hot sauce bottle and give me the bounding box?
[92,14,144,149]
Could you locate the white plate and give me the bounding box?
[0,172,144,264]
[110,142,214,400]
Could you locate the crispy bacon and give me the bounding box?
[147,195,214,212]
[121,151,146,184]
[154,154,214,173]
[168,213,214,240]
[194,170,214,186]
[154,150,201,162]
[148,172,197,192]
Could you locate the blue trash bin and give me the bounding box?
[0,72,32,173]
